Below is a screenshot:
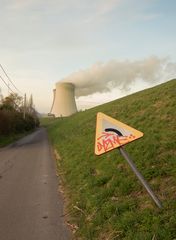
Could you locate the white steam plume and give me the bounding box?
[61,56,176,97]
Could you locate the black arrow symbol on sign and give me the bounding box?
[105,128,123,136]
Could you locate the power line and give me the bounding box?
[0,64,23,96]
[0,74,16,95]
[0,74,25,110]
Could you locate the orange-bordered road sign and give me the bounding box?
[94,113,162,209]
[95,112,143,155]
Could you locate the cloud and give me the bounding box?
[84,0,122,24]
[2,0,40,10]
[96,0,121,16]
[135,13,161,22]
[61,56,176,97]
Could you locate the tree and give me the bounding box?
[0,92,40,136]
[0,93,23,111]
[27,94,34,114]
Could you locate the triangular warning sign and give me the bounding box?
[95,112,143,155]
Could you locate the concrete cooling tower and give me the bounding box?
[50,82,77,117]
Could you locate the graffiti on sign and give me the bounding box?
[96,131,136,153]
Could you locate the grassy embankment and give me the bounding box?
[42,79,176,240]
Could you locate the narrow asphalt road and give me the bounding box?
[0,128,71,240]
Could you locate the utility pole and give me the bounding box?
[23,93,26,120]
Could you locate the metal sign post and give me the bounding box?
[119,146,162,209]
[95,112,163,209]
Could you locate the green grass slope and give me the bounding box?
[43,79,176,240]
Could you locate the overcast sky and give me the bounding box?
[0,0,176,112]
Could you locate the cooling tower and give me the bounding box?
[50,82,77,117]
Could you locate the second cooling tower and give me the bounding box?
[51,82,77,117]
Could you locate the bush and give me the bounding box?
[24,114,36,131]
[0,93,40,137]
[0,109,39,136]
[0,110,12,135]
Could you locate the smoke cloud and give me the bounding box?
[61,56,176,97]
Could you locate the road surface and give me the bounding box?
[0,128,71,240]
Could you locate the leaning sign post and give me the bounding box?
[95,112,162,209]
